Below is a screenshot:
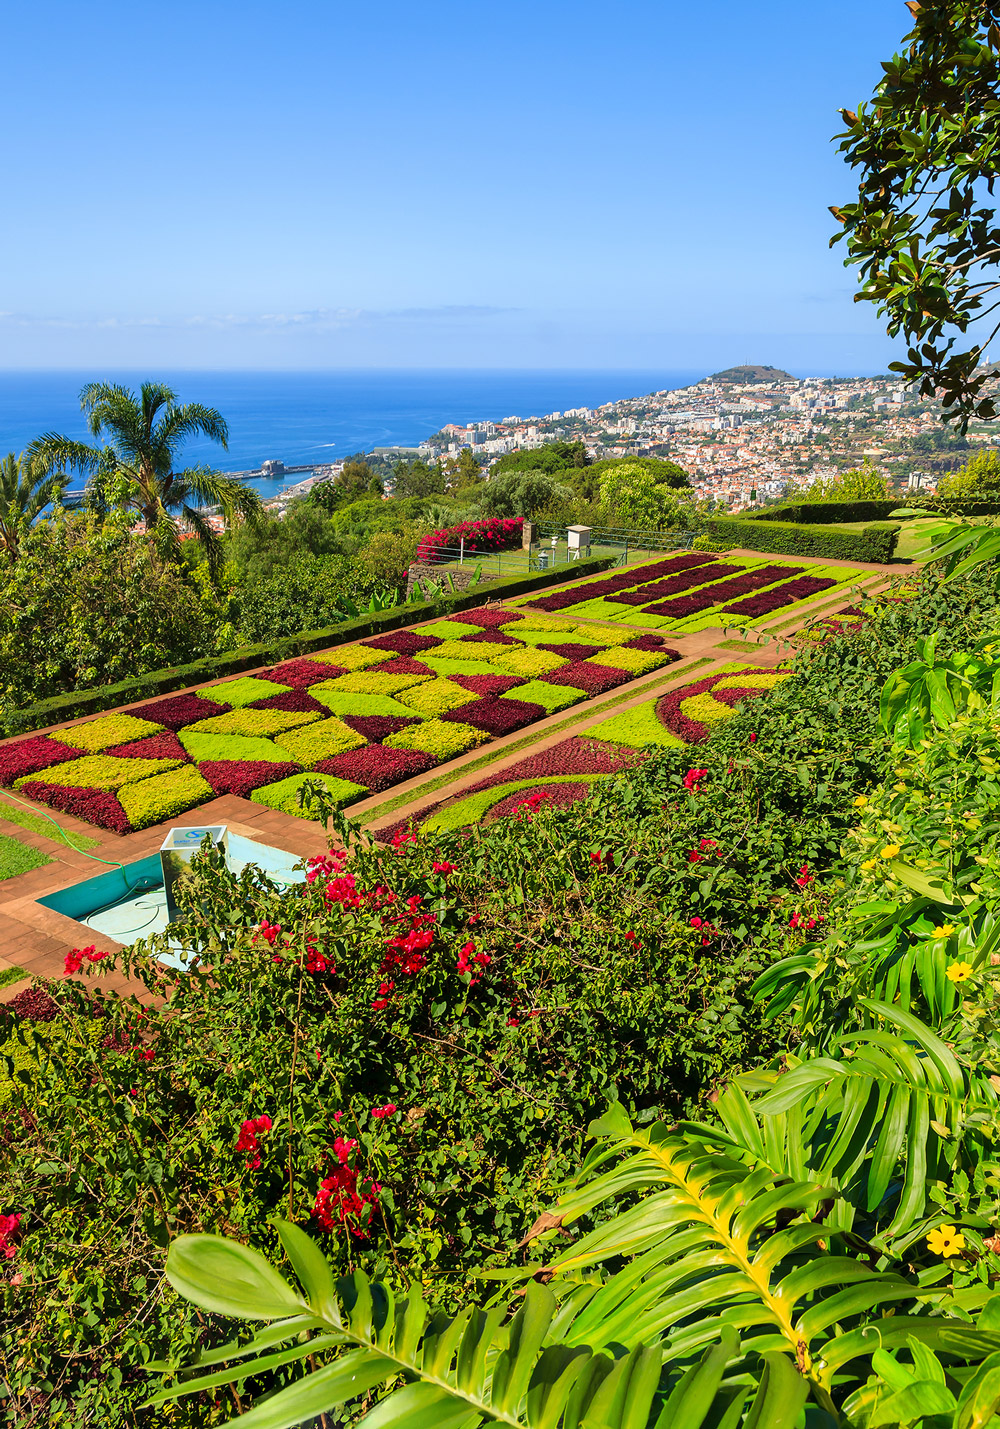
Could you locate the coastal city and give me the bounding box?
[261,366,997,513]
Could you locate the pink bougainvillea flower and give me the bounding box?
[235,1114,273,1170]
[64,945,108,975]
[371,1103,397,1119]
[0,1212,21,1260]
[256,920,282,946]
[432,861,457,874]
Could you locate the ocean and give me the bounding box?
[0,369,706,498]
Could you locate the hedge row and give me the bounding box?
[707,517,899,563]
[747,500,901,524]
[1,556,617,739]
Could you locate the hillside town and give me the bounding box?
[416,367,999,509]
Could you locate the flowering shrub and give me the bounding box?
[128,692,230,729]
[440,695,546,737]
[66,712,164,753]
[0,734,85,785]
[540,661,633,695]
[118,765,213,830]
[414,517,523,563]
[314,745,436,791]
[384,719,488,759]
[199,759,300,797]
[16,752,179,792]
[104,731,189,761]
[16,781,131,832]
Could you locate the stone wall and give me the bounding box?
[405,563,499,602]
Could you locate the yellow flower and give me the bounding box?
[861,859,878,872]
[932,924,955,939]
[927,1225,966,1256]
[880,844,901,860]
[853,796,869,808]
[946,960,974,983]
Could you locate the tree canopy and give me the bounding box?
[833,1,1000,425]
[491,440,589,477]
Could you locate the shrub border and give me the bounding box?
[3,556,617,739]
[706,517,899,563]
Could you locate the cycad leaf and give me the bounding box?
[165,1234,307,1320]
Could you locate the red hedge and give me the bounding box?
[415,518,523,563]
[0,734,86,785]
[105,731,189,761]
[440,696,546,736]
[623,634,677,651]
[536,642,604,661]
[720,575,836,618]
[526,553,718,611]
[362,630,445,654]
[314,746,436,791]
[367,656,435,676]
[642,565,802,618]
[262,658,345,688]
[458,629,520,645]
[484,781,594,823]
[445,607,525,628]
[448,673,526,696]
[340,714,422,743]
[607,563,744,606]
[249,689,330,715]
[129,693,231,729]
[18,781,132,834]
[199,760,301,797]
[539,661,633,695]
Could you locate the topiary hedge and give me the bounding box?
[3,555,617,740]
[707,517,899,563]
[747,500,901,524]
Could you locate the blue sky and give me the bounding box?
[1,0,909,372]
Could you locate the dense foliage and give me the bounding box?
[4,564,998,1426]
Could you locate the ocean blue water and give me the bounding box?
[0,369,706,497]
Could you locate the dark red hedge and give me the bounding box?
[720,575,836,618]
[128,693,231,729]
[249,689,330,715]
[607,563,744,605]
[313,745,437,791]
[18,781,132,834]
[340,714,422,743]
[440,696,546,736]
[4,987,60,1021]
[198,760,301,797]
[623,634,678,651]
[262,658,346,688]
[361,630,445,654]
[654,666,763,742]
[105,731,189,761]
[536,642,604,661]
[641,565,802,618]
[526,553,718,611]
[461,734,640,797]
[367,656,435,676]
[444,607,525,628]
[447,673,526,696]
[539,661,633,694]
[458,628,520,645]
[0,734,86,785]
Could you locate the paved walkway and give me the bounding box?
[0,551,893,998]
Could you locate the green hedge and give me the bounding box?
[707,517,899,563]
[2,556,617,739]
[907,496,1000,518]
[748,500,901,524]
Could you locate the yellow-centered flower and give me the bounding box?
[926,1225,966,1256]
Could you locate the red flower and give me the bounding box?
[794,864,814,889]
[64,945,108,975]
[687,850,703,863]
[683,768,708,792]
[690,917,703,929]
[371,1103,397,1119]
[0,1212,21,1261]
[749,733,758,743]
[312,1135,380,1239]
[235,1114,273,1171]
[432,861,457,874]
[256,920,282,946]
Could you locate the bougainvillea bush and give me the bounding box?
[3,566,999,1425]
[0,609,679,833]
[414,516,523,563]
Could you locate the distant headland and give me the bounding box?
[701,365,796,384]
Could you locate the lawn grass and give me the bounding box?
[0,833,51,882]
[0,794,100,851]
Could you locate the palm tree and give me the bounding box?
[29,381,262,581]
[0,451,69,561]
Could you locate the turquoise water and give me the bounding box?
[38,832,305,966]
[0,368,705,496]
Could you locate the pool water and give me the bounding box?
[37,833,305,966]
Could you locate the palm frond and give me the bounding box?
[25,434,101,476]
[158,402,230,454]
[174,466,262,526]
[180,503,225,585]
